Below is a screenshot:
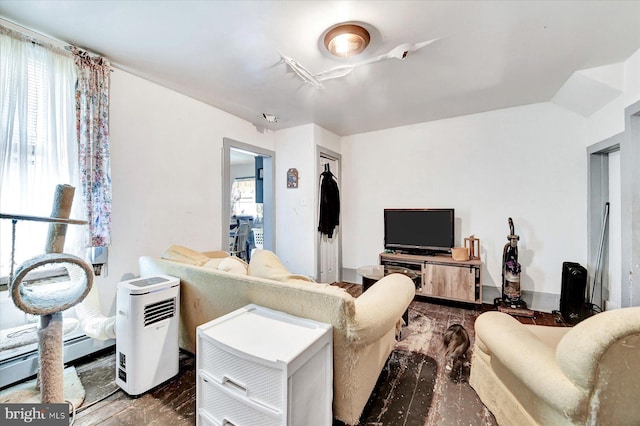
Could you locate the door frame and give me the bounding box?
[587,100,640,308]
[222,138,275,253]
[316,145,342,282]
[587,139,619,308]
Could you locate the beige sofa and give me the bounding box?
[139,249,415,425]
[470,307,640,426]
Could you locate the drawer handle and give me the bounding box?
[222,419,236,426]
[222,376,247,395]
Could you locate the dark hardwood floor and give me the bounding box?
[72,350,196,425]
[66,287,566,425]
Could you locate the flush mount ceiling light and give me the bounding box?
[323,24,370,57]
[283,22,437,89]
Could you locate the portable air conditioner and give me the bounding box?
[115,275,180,395]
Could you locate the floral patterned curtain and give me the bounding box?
[71,47,112,247]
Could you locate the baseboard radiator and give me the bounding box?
[0,335,114,389]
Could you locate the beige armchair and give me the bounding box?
[470,307,640,426]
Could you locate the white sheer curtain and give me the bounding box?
[0,26,84,277]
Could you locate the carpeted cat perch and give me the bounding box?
[6,184,93,404]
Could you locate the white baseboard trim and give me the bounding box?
[483,286,559,313]
[605,300,621,311]
[341,268,360,285]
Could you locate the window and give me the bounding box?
[0,28,83,283]
[231,177,262,221]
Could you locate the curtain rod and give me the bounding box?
[0,17,105,60]
[1,18,68,49]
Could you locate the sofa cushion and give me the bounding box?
[218,256,248,275]
[248,250,316,283]
[202,258,224,269]
[161,245,210,266]
[202,250,229,258]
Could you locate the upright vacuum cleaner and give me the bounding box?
[496,218,533,316]
[502,218,523,307]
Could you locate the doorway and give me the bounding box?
[222,138,275,256]
[587,144,620,310]
[317,147,341,283]
[607,150,621,309]
[587,101,640,309]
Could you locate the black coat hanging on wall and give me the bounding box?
[318,164,340,238]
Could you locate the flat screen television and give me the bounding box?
[384,208,455,254]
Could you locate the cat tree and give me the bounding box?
[2,184,92,404]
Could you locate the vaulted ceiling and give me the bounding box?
[1,1,639,136]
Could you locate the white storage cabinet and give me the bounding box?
[196,304,333,426]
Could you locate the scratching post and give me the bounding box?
[45,184,75,254]
[39,184,73,403]
[40,184,73,404]
[7,184,93,405]
[39,313,64,403]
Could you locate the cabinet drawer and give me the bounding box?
[199,374,281,426]
[200,339,283,411]
[198,409,219,426]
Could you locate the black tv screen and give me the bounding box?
[384,208,454,254]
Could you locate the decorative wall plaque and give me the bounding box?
[287,168,298,188]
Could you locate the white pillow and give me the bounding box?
[202,258,224,269]
[161,245,210,266]
[248,250,315,283]
[218,256,248,275]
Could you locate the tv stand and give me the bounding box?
[379,252,482,305]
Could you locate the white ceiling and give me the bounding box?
[1,1,639,136]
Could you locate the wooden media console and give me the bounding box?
[379,252,482,305]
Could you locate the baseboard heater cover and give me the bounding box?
[0,335,115,389]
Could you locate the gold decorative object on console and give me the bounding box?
[465,235,480,259]
[451,247,469,261]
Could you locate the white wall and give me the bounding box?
[341,102,587,306]
[272,124,341,278]
[273,124,316,276]
[96,69,274,315]
[314,125,341,154]
[586,49,640,144]
[230,163,255,181]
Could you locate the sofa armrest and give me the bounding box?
[347,273,415,345]
[523,324,570,350]
[475,312,585,414]
[556,307,640,390]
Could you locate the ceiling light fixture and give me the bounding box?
[324,24,370,58]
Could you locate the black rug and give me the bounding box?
[359,350,437,426]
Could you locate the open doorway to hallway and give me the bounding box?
[222,138,275,260]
